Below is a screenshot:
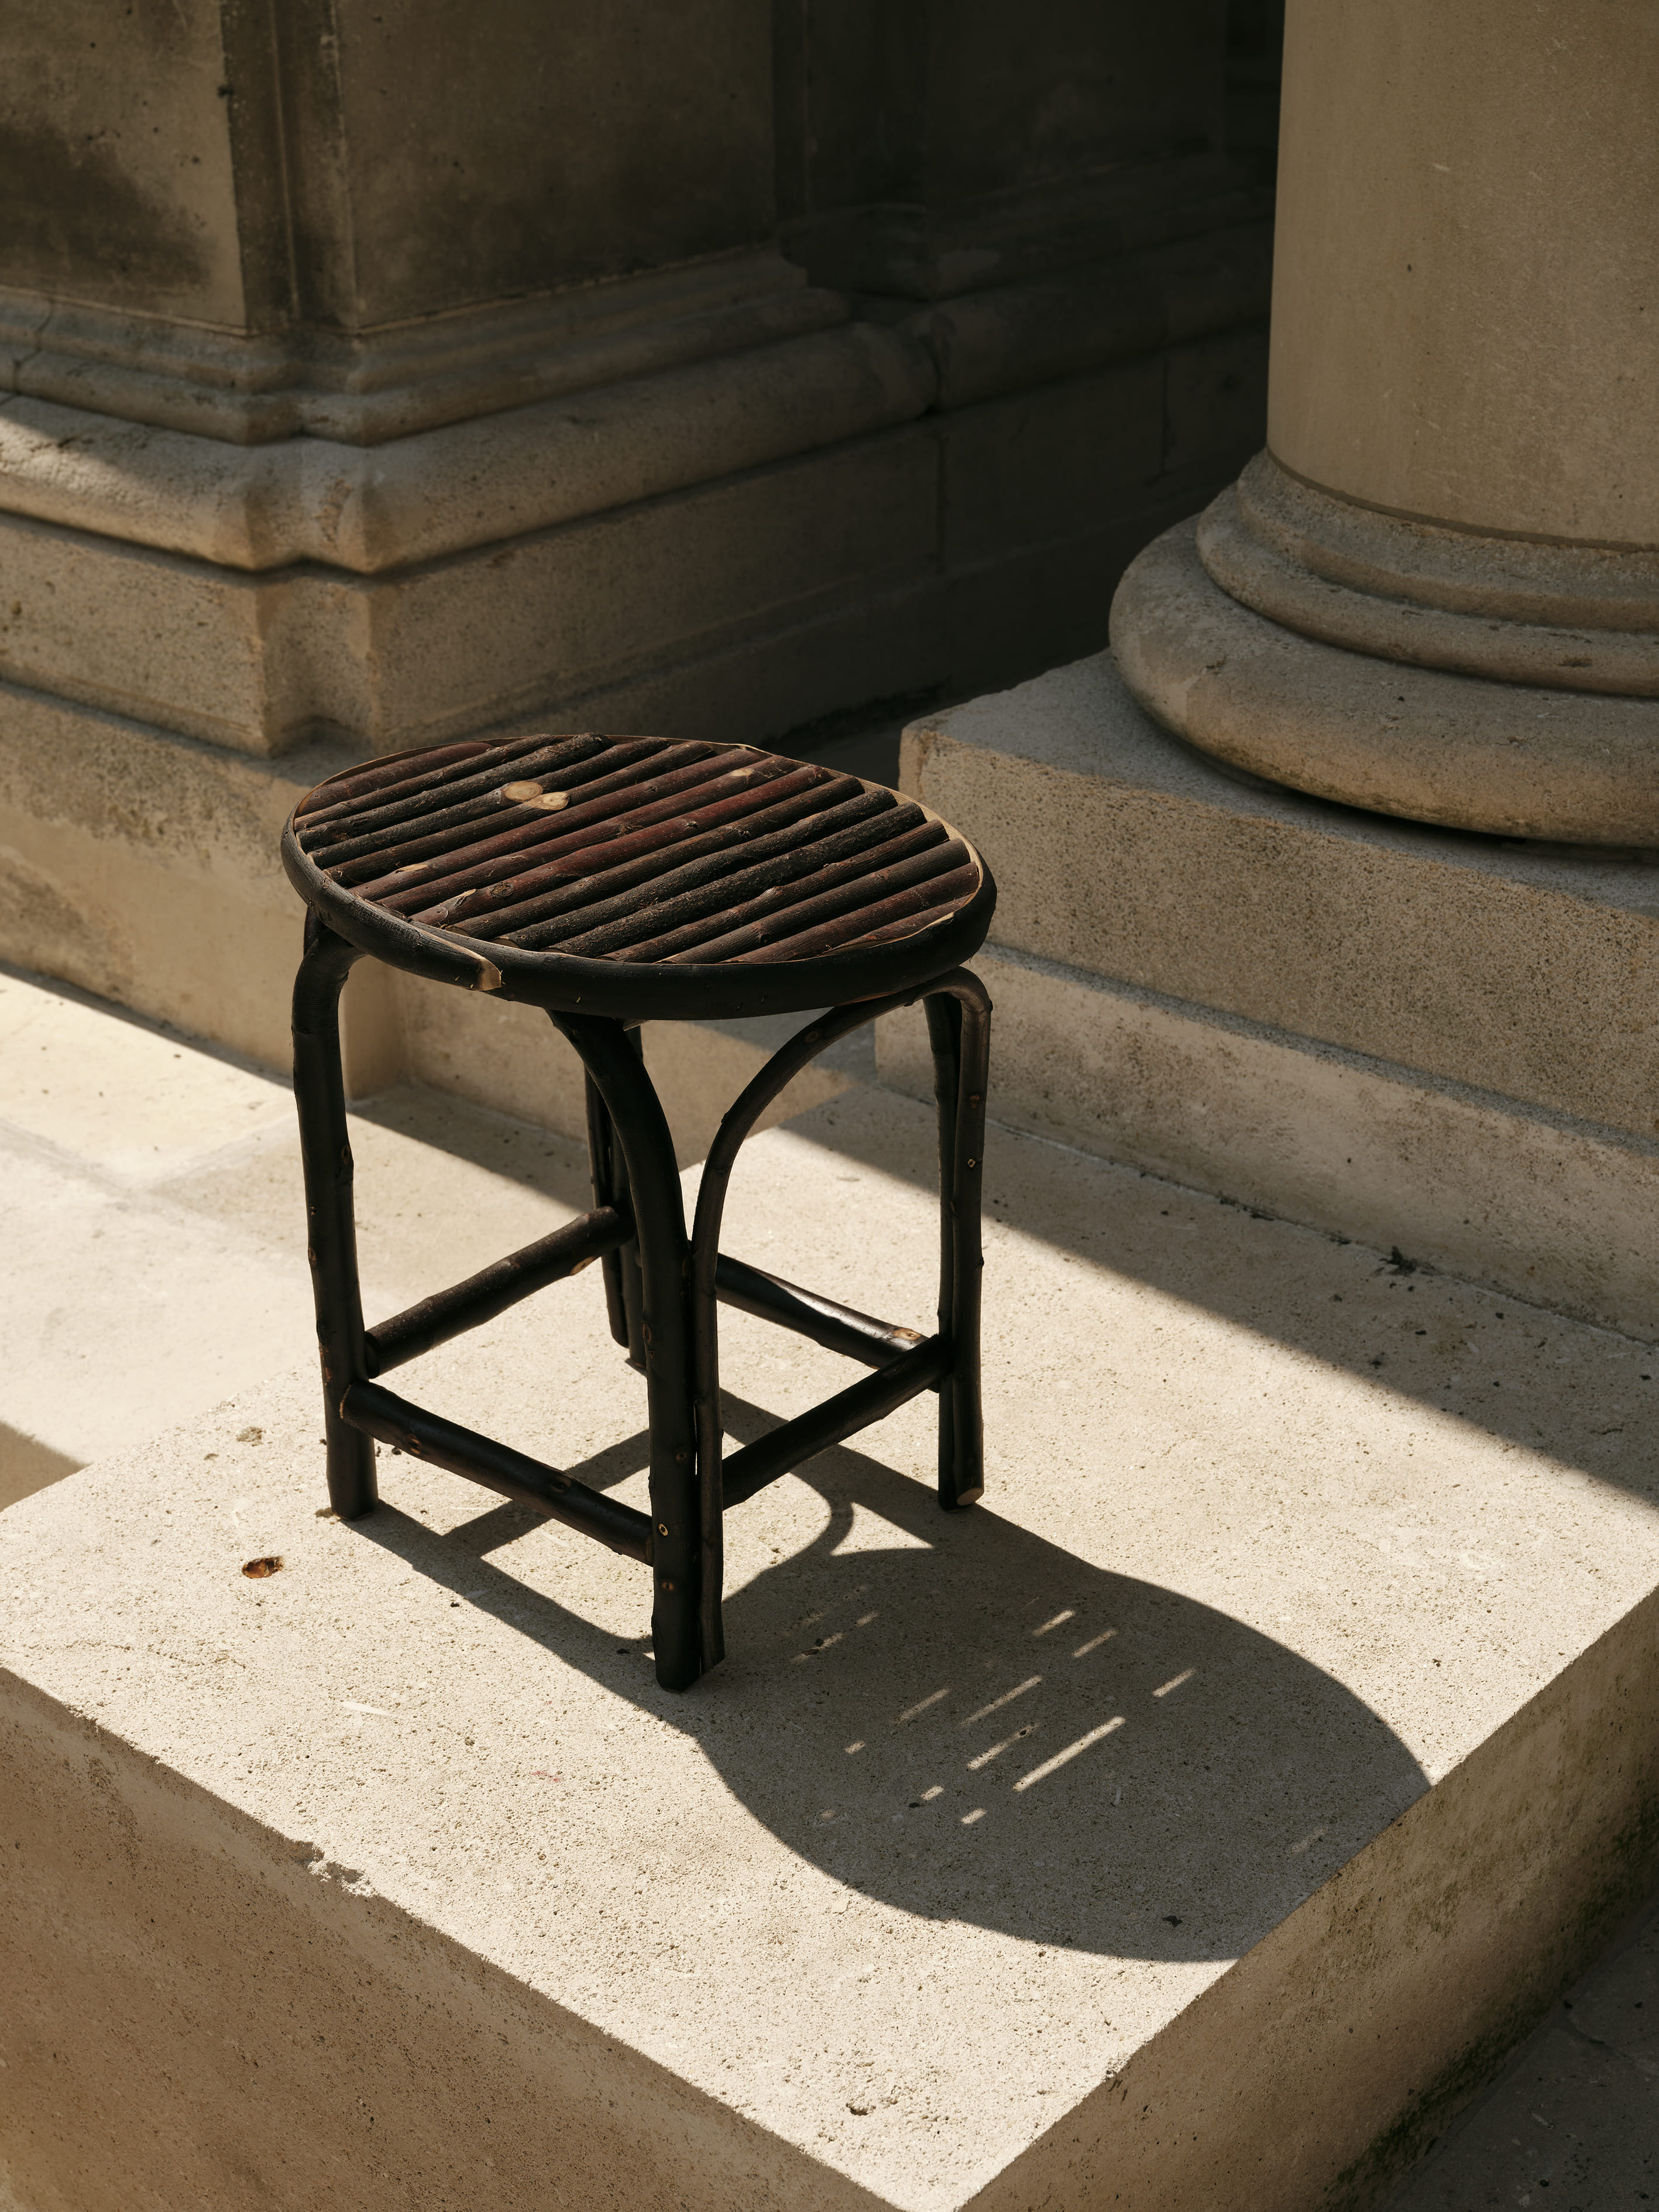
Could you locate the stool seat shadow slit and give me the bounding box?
[283,729,995,1690]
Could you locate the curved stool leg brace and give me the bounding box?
[689,968,992,1659]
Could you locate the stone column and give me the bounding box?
[1111,0,1659,844]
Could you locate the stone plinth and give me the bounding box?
[6,1088,1659,2209]
[882,655,1659,1337]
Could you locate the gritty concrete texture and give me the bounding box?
[904,223,1273,411]
[878,943,1659,1342]
[0,379,1251,769]
[0,12,1270,767]
[1,0,777,331]
[0,0,1275,1086]
[0,965,585,1503]
[0,407,940,757]
[1385,1891,1659,2208]
[8,1071,1659,2208]
[779,12,1250,303]
[900,653,1659,1138]
[0,327,934,576]
[1237,450,1659,635]
[0,690,325,1067]
[0,253,842,445]
[1111,519,1659,845]
[1220,453,1659,667]
[0,0,248,325]
[895,654,1659,1329]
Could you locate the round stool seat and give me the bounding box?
[283,731,994,1021]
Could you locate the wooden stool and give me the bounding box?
[283,731,995,1690]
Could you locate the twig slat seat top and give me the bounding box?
[281,731,995,1019]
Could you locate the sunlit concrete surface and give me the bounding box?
[6,1042,1659,2207]
[0,963,857,1507]
[0,961,579,1508]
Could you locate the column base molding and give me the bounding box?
[1215,454,1659,671]
[1111,510,1659,845]
[0,321,933,577]
[0,214,1271,763]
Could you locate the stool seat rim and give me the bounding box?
[283,735,997,1020]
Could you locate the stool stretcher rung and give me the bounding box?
[341,1380,652,1561]
[713,1253,928,1376]
[364,1205,631,1375]
[720,1336,949,1510]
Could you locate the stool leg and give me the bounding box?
[554,1014,707,1691]
[292,914,377,1520]
[927,980,991,1509]
[583,1051,645,1364]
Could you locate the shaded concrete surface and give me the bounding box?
[1385,1891,1659,2210]
[780,707,909,788]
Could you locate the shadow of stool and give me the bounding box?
[282,729,996,1690]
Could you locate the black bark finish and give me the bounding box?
[291,915,377,1520]
[341,1380,652,1560]
[286,734,994,1690]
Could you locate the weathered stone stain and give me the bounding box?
[0,120,211,301]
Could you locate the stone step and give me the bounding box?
[1382,1888,1659,2207]
[888,652,1659,1340]
[5,1065,1659,2208]
[878,944,1659,1344]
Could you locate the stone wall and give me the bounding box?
[0,0,1277,1067]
